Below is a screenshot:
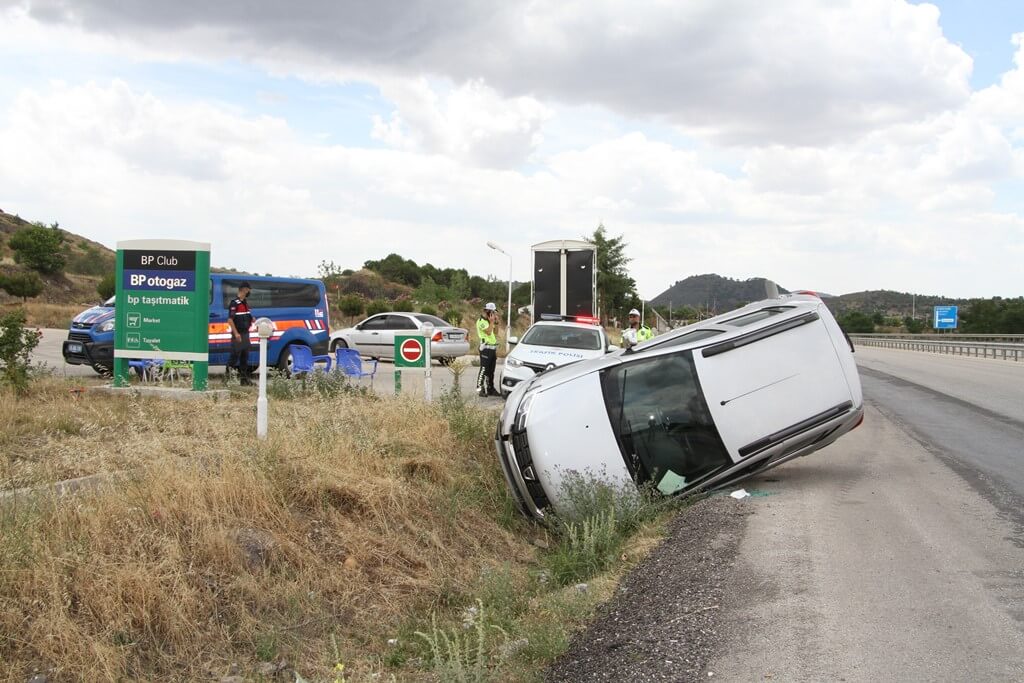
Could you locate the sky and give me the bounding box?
[0,0,1022,300]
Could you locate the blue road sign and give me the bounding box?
[933,305,958,330]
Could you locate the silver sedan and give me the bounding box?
[329,312,470,365]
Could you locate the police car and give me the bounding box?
[500,320,616,397]
[495,293,864,520]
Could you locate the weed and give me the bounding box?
[544,508,620,585]
[415,600,510,683]
[0,308,42,394]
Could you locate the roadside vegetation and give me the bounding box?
[1,372,673,681]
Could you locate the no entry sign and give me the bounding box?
[395,335,427,368]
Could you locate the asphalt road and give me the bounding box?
[706,346,1024,682]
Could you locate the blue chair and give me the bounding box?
[289,345,332,376]
[335,347,378,384]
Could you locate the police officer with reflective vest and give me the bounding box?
[476,302,500,397]
[621,308,653,349]
[227,281,254,385]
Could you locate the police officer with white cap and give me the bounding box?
[621,308,653,349]
[476,302,500,396]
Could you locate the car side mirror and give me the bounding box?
[508,336,519,346]
[606,344,620,353]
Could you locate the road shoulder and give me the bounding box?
[546,497,751,682]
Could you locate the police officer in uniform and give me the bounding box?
[476,302,500,397]
[227,281,255,385]
[621,308,653,349]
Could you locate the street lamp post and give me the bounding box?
[486,241,513,352]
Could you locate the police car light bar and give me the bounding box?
[539,314,601,325]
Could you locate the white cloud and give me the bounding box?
[1,78,1020,299]
[0,4,1022,300]
[370,78,549,168]
[8,0,973,145]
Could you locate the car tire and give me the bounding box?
[330,338,348,353]
[277,344,296,377]
[91,362,112,377]
[438,356,453,367]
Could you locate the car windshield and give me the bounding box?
[414,314,451,327]
[521,325,602,350]
[601,351,732,494]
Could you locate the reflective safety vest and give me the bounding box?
[622,325,653,347]
[477,317,497,346]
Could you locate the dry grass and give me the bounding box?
[0,377,536,681]
[4,302,84,329]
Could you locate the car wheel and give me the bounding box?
[330,338,348,353]
[438,356,453,367]
[91,362,112,377]
[277,344,296,377]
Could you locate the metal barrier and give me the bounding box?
[850,335,1024,362]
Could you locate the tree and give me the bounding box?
[9,223,66,274]
[97,272,116,300]
[0,271,44,302]
[586,224,638,322]
[837,311,875,333]
[365,299,389,316]
[338,294,365,320]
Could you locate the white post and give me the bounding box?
[422,322,434,402]
[505,257,512,352]
[487,240,513,352]
[255,317,275,440]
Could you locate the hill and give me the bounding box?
[0,209,116,312]
[650,274,789,313]
[828,289,967,317]
[0,209,115,279]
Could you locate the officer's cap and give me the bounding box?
[629,308,641,316]
[484,302,497,311]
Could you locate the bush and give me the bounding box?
[365,299,389,316]
[337,294,364,319]
[419,304,438,317]
[97,272,116,300]
[903,316,926,334]
[0,271,44,302]
[0,308,42,393]
[9,223,65,274]
[837,311,875,333]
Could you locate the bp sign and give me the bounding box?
[394,335,427,368]
[113,239,211,390]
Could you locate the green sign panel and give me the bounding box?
[394,334,427,368]
[113,239,211,390]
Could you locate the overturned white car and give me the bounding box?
[495,294,864,520]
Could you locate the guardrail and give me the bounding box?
[849,334,1024,361]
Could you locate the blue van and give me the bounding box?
[63,274,330,374]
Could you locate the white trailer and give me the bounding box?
[531,240,598,323]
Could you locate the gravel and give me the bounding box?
[545,496,751,683]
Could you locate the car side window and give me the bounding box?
[361,316,388,331]
[386,315,418,330]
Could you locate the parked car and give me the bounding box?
[500,320,616,396]
[330,313,469,365]
[62,275,330,375]
[495,294,864,520]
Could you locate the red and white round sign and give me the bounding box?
[399,337,424,363]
